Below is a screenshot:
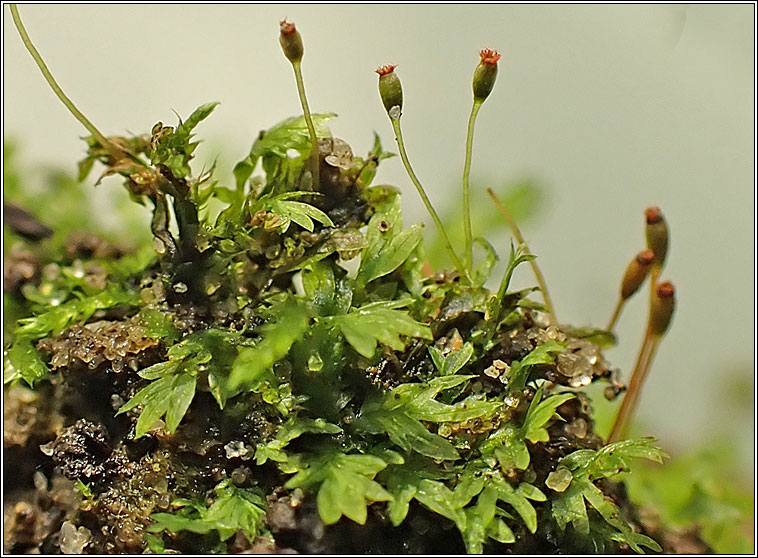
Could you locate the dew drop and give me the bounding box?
[546,466,573,493]
[39,441,55,456]
[152,237,167,254]
[173,282,188,294]
[504,395,520,408]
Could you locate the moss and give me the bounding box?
[3,8,727,555]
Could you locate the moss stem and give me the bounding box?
[608,330,659,442]
[9,4,121,161]
[606,298,624,333]
[462,99,483,271]
[487,187,557,323]
[291,60,320,190]
[391,118,466,278]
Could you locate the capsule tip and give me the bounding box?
[478,48,501,65]
[656,281,675,298]
[279,19,296,35]
[636,249,655,266]
[375,64,397,76]
[645,206,663,225]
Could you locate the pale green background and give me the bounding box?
[3,5,755,472]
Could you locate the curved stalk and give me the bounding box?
[462,100,483,270]
[608,331,659,442]
[487,187,557,323]
[291,60,320,190]
[606,297,624,332]
[391,118,466,278]
[9,4,120,161]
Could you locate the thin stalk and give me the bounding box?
[462,99,483,271]
[649,266,661,307]
[608,330,659,442]
[487,187,557,323]
[291,60,320,190]
[9,4,120,161]
[606,297,624,332]
[391,118,466,278]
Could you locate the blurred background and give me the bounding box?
[3,1,754,498]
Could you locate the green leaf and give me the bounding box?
[285,451,391,525]
[520,339,566,367]
[254,417,342,466]
[561,437,667,480]
[150,102,219,179]
[357,190,423,285]
[15,286,139,340]
[357,375,498,460]
[328,302,432,358]
[453,464,545,553]
[391,376,501,423]
[251,113,336,159]
[227,299,309,392]
[428,343,474,376]
[4,337,49,387]
[117,372,197,439]
[301,260,352,317]
[148,481,266,543]
[480,387,572,470]
[233,113,335,194]
[472,237,499,288]
[358,224,424,285]
[380,458,452,526]
[522,387,574,444]
[489,242,535,324]
[461,485,498,553]
[414,479,466,525]
[552,439,667,553]
[505,339,567,393]
[138,309,179,342]
[560,325,617,349]
[358,402,460,461]
[252,191,334,233]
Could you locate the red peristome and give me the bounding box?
[280,19,296,35]
[645,206,663,224]
[636,249,655,265]
[656,281,675,298]
[479,49,501,65]
[375,64,397,76]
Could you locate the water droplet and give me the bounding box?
[59,521,92,554]
[111,394,125,411]
[71,261,86,279]
[224,441,252,459]
[504,395,520,408]
[39,441,55,456]
[438,423,452,437]
[483,364,501,379]
[546,466,573,493]
[173,282,188,294]
[565,418,588,439]
[307,353,323,372]
[33,471,48,491]
[152,237,167,254]
[568,374,592,388]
